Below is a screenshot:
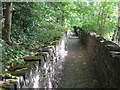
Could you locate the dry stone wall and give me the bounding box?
[79,31,120,88]
[2,39,65,89]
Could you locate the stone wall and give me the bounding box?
[79,31,120,88]
[1,39,65,89]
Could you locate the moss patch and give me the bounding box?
[10,53,43,76]
[0,83,10,89]
[10,61,37,76]
[0,80,17,90]
[51,40,59,45]
[35,52,44,56]
[23,55,42,60]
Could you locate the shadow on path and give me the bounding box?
[54,36,99,88]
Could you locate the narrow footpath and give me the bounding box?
[54,34,100,88]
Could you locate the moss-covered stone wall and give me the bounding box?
[1,39,65,89]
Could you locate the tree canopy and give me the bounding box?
[1,2,119,73]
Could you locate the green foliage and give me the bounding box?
[2,2,118,73]
[1,38,26,71]
[66,2,118,39]
[36,23,65,44]
[2,2,66,72]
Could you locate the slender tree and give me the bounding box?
[0,2,3,20]
[3,2,12,45]
[117,1,120,44]
[0,2,3,32]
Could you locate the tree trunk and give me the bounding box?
[0,2,3,33]
[0,2,3,20]
[117,1,120,44]
[61,10,65,26]
[114,29,118,42]
[118,1,120,32]
[100,2,105,37]
[114,2,120,43]
[3,2,12,45]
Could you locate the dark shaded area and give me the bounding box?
[54,35,100,88]
[54,31,120,88]
[79,31,120,88]
[73,26,83,36]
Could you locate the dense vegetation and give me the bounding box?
[0,2,119,75]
